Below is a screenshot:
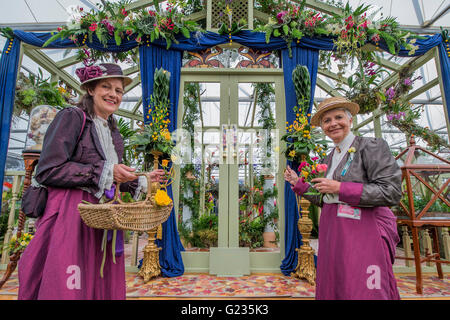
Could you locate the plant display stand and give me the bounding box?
[291,195,316,285]
[138,150,164,282]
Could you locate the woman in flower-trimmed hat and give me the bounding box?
[18,63,166,300]
[284,96,402,300]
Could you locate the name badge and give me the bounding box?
[337,204,361,220]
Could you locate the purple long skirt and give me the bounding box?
[18,187,126,300]
[315,203,401,300]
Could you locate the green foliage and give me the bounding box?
[0,27,14,39]
[128,68,174,170]
[43,0,202,62]
[238,175,279,248]
[292,65,311,114]
[239,215,266,248]
[256,0,421,62]
[153,67,171,108]
[400,192,450,214]
[14,69,71,116]
[336,58,390,114]
[117,118,137,167]
[282,66,329,162]
[308,203,319,238]
[380,68,450,152]
[0,186,22,253]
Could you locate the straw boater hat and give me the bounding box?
[75,63,133,90]
[310,96,360,127]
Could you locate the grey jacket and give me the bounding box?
[300,136,402,208]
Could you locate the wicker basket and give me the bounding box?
[78,173,172,231]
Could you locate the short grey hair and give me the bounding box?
[320,107,353,125]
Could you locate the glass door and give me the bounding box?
[175,70,285,274]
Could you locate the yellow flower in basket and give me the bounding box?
[163,130,171,141]
[154,189,172,207]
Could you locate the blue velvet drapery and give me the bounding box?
[0,37,21,209]
[279,47,319,275]
[0,29,449,277]
[138,45,185,277]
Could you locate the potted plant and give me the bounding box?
[14,69,73,151]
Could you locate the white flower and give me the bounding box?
[326,24,341,35]
[66,5,82,21]
[67,20,81,30]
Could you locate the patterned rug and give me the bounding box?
[1,271,449,299]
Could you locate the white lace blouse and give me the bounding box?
[93,116,146,199]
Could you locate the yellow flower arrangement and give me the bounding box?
[282,106,328,163]
[9,232,33,254]
[130,97,175,170]
[154,189,172,207]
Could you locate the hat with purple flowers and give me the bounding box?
[75,63,132,90]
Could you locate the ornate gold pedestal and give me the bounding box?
[138,150,163,283]
[137,226,161,282]
[291,195,316,285]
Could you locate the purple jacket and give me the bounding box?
[35,107,138,196]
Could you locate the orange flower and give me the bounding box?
[161,159,170,167]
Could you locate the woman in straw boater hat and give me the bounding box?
[284,96,402,300]
[18,63,165,300]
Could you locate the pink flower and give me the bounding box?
[89,23,98,32]
[371,34,380,42]
[316,164,328,173]
[298,161,308,170]
[277,11,288,24]
[101,20,115,35]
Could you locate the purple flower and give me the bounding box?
[75,65,103,82]
[386,87,396,101]
[277,11,288,24]
[403,78,412,86]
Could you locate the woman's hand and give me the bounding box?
[284,165,300,186]
[113,164,137,183]
[311,178,341,194]
[149,169,166,184]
